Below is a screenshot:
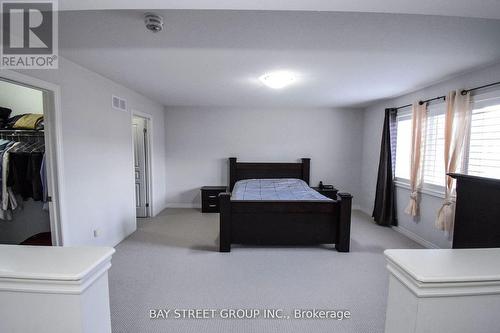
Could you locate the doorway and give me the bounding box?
[0,73,63,246]
[132,113,152,218]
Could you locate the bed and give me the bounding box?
[219,157,352,252]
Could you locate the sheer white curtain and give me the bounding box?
[405,102,427,217]
[435,90,472,232]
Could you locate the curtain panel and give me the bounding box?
[436,90,472,232]
[404,102,427,217]
[372,108,397,226]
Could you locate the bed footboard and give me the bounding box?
[336,193,352,252]
[219,193,232,252]
[219,192,352,253]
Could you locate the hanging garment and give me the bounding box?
[28,153,44,200]
[0,141,16,198]
[1,142,19,219]
[40,153,49,210]
[0,141,13,220]
[8,152,44,201]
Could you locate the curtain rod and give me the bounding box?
[392,80,500,110]
[461,80,500,95]
[419,95,446,105]
[393,103,412,110]
[393,95,446,110]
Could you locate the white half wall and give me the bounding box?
[164,107,363,208]
[359,62,500,249]
[4,57,168,246]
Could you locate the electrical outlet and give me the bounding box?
[93,229,100,238]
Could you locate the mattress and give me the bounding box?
[231,178,333,201]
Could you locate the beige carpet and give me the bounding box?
[109,208,421,333]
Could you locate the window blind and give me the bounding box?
[422,104,446,187]
[467,98,500,179]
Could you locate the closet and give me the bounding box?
[0,79,51,246]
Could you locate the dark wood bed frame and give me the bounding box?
[219,157,352,253]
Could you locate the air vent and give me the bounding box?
[112,95,127,112]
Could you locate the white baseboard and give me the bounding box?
[391,226,440,249]
[353,206,442,249]
[152,203,169,217]
[166,203,201,209]
[353,205,371,216]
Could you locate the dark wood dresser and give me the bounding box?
[201,186,227,213]
[450,173,500,248]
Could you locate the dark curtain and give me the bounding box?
[372,108,397,226]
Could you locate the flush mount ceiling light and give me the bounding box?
[259,71,296,89]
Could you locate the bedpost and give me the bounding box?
[219,192,232,252]
[229,157,237,191]
[301,158,310,185]
[336,192,352,252]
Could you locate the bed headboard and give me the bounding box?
[228,157,310,191]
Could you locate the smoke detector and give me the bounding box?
[144,13,164,33]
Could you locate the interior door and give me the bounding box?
[132,116,148,217]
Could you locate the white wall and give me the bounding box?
[359,62,500,249]
[164,107,363,208]
[0,80,43,116]
[4,57,168,247]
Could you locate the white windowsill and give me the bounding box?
[394,179,445,199]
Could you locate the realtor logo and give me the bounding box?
[1,0,58,68]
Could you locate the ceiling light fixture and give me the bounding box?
[259,71,296,89]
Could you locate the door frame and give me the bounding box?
[0,69,65,246]
[131,110,153,217]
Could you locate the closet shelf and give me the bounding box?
[0,129,44,136]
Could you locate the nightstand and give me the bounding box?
[312,187,338,200]
[201,186,227,213]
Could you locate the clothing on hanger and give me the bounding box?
[40,153,49,211]
[0,142,19,220]
[0,130,47,220]
[8,151,44,201]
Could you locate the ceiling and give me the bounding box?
[59,0,500,20]
[59,10,500,108]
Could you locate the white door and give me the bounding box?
[132,116,149,217]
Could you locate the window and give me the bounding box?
[466,93,500,179]
[395,110,411,180]
[394,103,446,188]
[394,90,500,196]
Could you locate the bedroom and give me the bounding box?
[1,1,500,333]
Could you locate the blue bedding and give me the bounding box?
[231,178,332,201]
